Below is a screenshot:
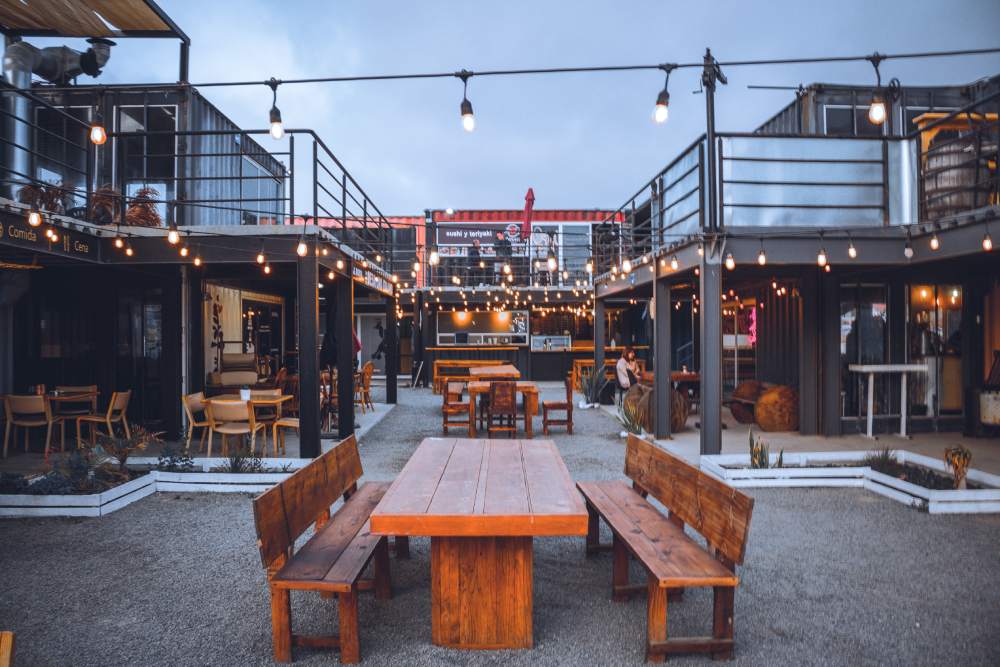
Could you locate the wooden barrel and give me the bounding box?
[924,136,980,218]
[755,385,799,432]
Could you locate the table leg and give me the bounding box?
[865,372,875,439]
[430,536,533,649]
[468,397,476,438]
[524,393,536,438]
[899,372,908,438]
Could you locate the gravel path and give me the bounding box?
[1,386,998,666]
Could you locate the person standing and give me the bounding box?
[494,229,513,284]
[615,345,640,403]
[468,238,483,285]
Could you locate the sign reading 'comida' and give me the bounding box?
[0,215,100,261]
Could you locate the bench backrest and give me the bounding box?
[252,434,364,568]
[625,434,753,567]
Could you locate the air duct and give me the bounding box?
[3,37,114,198]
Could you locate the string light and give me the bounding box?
[724,253,735,271]
[125,244,134,257]
[256,244,266,264]
[263,263,271,274]
[929,233,940,251]
[26,208,42,227]
[193,253,202,267]
[653,65,675,124]
[89,110,107,145]
[621,258,632,274]
[757,240,766,266]
[180,245,189,257]
[429,247,440,265]
[866,54,888,126]
[114,235,124,249]
[267,78,284,140]
[458,70,475,132]
[817,247,827,267]
[670,255,679,271]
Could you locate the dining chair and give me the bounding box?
[206,399,264,457]
[442,381,470,434]
[76,390,132,447]
[271,415,299,457]
[250,388,282,452]
[3,395,53,459]
[487,381,518,438]
[354,361,375,414]
[320,369,339,432]
[181,392,212,453]
[543,374,574,435]
[52,385,98,449]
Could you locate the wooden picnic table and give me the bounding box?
[369,437,588,650]
[468,364,520,381]
[466,380,538,437]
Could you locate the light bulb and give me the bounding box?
[375,254,382,263]
[817,248,827,267]
[193,255,202,267]
[670,255,679,271]
[848,242,858,259]
[697,243,704,257]
[724,253,735,271]
[114,236,124,249]
[89,122,107,145]
[654,89,669,124]
[256,250,266,264]
[429,249,440,266]
[622,259,632,274]
[328,270,335,280]
[125,245,134,257]
[180,245,189,257]
[413,260,421,272]
[904,242,914,259]
[167,228,180,245]
[547,255,557,272]
[929,234,940,251]
[984,233,993,252]
[337,259,345,270]
[757,249,767,266]
[269,105,284,140]
[503,263,511,275]
[263,264,271,274]
[585,259,594,274]
[868,97,887,126]
[27,209,42,227]
[460,98,475,132]
[296,240,308,257]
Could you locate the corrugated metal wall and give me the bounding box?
[754,285,800,387]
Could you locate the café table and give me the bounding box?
[848,363,928,438]
[47,390,100,448]
[206,393,293,448]
[468,364,520,381]
[370,437,588,650]
[466,380,539,437]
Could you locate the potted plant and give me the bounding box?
[579,369,609,409]
[125,186,162,227]
[89,183,122,224]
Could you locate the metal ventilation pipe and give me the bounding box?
[2,37,114,198]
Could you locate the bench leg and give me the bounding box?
[338,587,360,664]
[586,505,601,555]
[646,574,668,663]
[712,586,735,660]
[394,535,411,559]
[374,538,392,601]
[269,586,292,663]
[612,534,630,602]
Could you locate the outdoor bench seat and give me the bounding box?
[578,434,754,662]
[252,434,409,664]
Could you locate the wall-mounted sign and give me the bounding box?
[351,262,393,295]
[0,214,100,261]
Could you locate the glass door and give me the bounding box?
[907,284,963,417]
[840,284,890,418]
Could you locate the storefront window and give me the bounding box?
[840,284,889,417]
[117,105,178,221]
[908,284,963,417]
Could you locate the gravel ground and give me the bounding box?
[1,385,998,666]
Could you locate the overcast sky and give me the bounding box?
[34,0,1000,215]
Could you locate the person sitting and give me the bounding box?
[615,346,639,403]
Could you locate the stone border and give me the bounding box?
[700,450,1000,514]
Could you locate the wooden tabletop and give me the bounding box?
[370,438,588,537]
[468,364,520,380]
[466,380,538,395]
[208,393,293,406]
[46,391,98,402]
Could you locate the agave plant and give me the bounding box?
[944,445,972,489]
[581,368,609,405]
[617,399,644,436]
[748,428,770,469]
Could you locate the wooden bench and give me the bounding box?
[578,435,754,662]
[252,434,408,663]
[0,632,12,667]
[431,359,507,394]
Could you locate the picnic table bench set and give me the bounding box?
[252,432,754,663]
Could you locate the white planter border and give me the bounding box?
[701,449,1000,514]
[0,461,310,518]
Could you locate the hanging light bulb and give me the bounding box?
[193,254,202,267]
[264,264,271,275]
[125,244,134,257]
[429,248,440,266]
[903,239,914,259]
[166,225,179,245]
[622,258,632,274]
[336,259,345,270]
[724,253,735,271]
[27,208,42,227]
[458,70,475,132]
[757,241,767,266]
[670,255,679,271]
[179,245,189,257]
[502,262,511,275]
[114,235,124,249]
[413,259,421,273]
[929,233,940,251]
[866,53,888,126]
[697,243,705,257]
[375,253,383,263]
[653,65,675,124]
[817,247,827,267]
[547,252,558,272]
[328,270,335,280]
[267,78,284,140]
[296,239,308,257]
[848,240,858,259]
[256,245,266,264]
[89,110,107,145]
[585,257,594,274]
[984,232,994,252]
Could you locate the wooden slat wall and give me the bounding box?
[0,0,170,35]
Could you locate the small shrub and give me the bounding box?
[747,428,783,469]
[156,444,196,473]
[617,399,644,436]
[944,445,972,489]
[863,446,898,474]
[97,426,163,473]
[581,369,610,405]
[215,444,266,474]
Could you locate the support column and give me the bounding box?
[594,296,606,394]
[654,278,672,439]
[336,267,355,437]
[820,270,842,436]
[162,266,183,441]
[699,247,722,455]
[298,242,321,458]
[385,293,398,404]
[420,295,434,388]
[798,270,820,435]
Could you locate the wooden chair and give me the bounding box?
[486,381,517,438]
[543,374,574,435]
[0,631,13,667]
[283,375,300,417]
[250,388,283,452]
[76,390,131,447]
[52,385,98,449]
[442,381,470,434]
[252,435,401,663]
[578,434,755,661]
[320,369,339,432]
[354,361,375,414]
[205,399,264,457]
[181,392,212,453]
[271,416,299,457]
[3,395,53,459]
